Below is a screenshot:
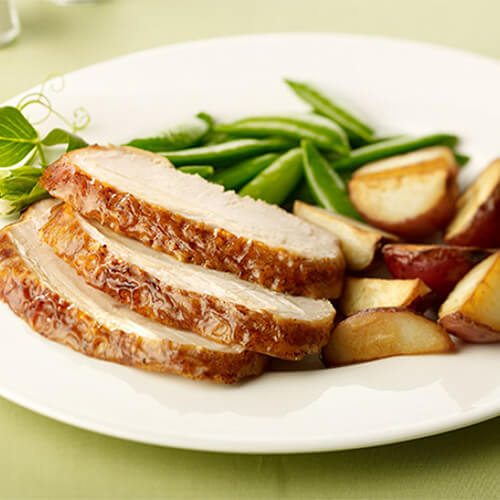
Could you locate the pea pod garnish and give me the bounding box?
[211,153,279,190]
[301,140,361,220]
[332,134,459,172]
[239,149,303,205]
[162,137,295,166]
[215,114,350,155]
[285,79,374,146]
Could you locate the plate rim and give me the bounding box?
[1,380,499,454]
[6,31,500,104]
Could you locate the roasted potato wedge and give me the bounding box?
[439,251,500,342]
[339,277,431,316]
[293,201,398,271]
[382,243,492,297]
[445,159,500,248]
[348,146,458,239]
[323,308,454,366]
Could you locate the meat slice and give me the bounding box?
[39,203,335,359]
[0,201,267,383]
[40,146,345,298]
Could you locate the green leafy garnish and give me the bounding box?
[126,115,211,152]
[0,165,49,214]
[0,107,40,168]
[0,76,90,214]
[16,74,91,132]
[0,121,88,214]
[0,106,88,170]
[42,128,88,152]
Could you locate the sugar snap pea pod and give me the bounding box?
[338,170,353,184]
[211,153,279,190]
[302,140,361,220]
[454,153,470,166]
[200,132,230,146]
[285,79,374,146]
[290,180,316,205]
[239,148,303,205]
[214,114,350,155]
[162,137,295,166]
[332,134,459,172]
[196,112,214,127]
[178,166,214,179]
[196,112,231,146]
[282,180,316,212]
[125,115,210,153]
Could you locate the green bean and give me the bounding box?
[301,140,361,220]
[332,134,459,172]
[195,113,230,146]
[126,115,210,152]
[178,166,214,179]
[290,180,316,205]
[162,137,295,166]
[285,79,374,146]
[214,114,350,155]
[199,133,230,146]
[211,153,279,190]
[239,149,303,205]
[338,170,353,185]
[454,153,470,166]
[196,112,214,127]
[282,180,316,212]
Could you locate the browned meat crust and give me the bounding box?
[40,148,344,299]
[0,230,267,384]
[40,204,334,360]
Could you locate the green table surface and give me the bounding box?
[1,1,499,499]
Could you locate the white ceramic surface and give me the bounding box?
[1,34,499,453]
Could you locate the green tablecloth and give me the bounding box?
[0,1,499,499]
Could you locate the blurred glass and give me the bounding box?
[50,0,100,4]
[0,0,20,47]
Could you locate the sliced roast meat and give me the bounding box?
[40,146,345,298]
[40,203,336,360]
[0,200,267,383]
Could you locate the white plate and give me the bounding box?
[1,34,499,453]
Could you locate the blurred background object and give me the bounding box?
[0,0,20,47]
[50,0,100,4]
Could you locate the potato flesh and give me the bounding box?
[445,160,500,239]
[356,146,456,177]
[340,277,430,316]
[324,309,454,366]
[293,201,397,271]
[439,252,500,331]
[350,169,450,223]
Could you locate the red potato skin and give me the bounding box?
[407,294,434,314]
[382,245,492,298]
[444,183,500,248]
[439,312,500,343]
